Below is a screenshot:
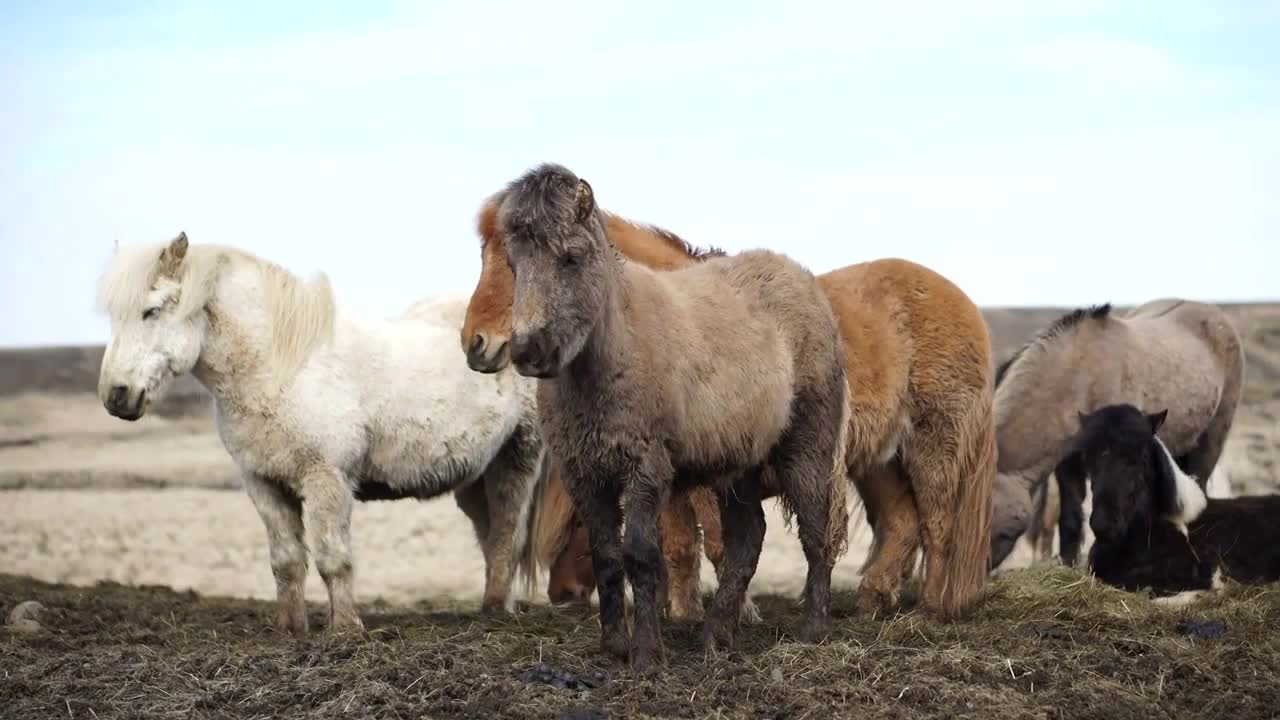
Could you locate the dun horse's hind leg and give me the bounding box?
[477,422,543,614]
[298,468,362,632]
[692,487,764,624]
[1054,455,1089,567]
[854,462,919,616]
[659,490,704,621]
[244,473,308,634]
[704,470,767,652]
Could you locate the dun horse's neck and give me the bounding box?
[566,259,631,387]
[995,347,1091,493]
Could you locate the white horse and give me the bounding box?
[95,232,546,633]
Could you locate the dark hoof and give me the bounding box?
[701,615,736,654]
[799,616,832,644]
[629,644,665,675]
[601,627,631,661]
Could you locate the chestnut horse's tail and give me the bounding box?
[517,455,574,594]
[941,392,997,616]
[825,377,855,565]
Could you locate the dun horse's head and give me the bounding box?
[96,232,207,421]
[493,163,610,379]
[1073,404,1170,544]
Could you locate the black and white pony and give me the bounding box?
[1078,404,1280,601]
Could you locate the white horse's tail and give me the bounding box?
[517,454,556,597]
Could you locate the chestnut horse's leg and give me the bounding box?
[572,475,629,661]
[621,458,673,672]
[1055,454,1089,567]
[243,473,308,634]
[660,490,704,621]
[853,461,919,617]
[703,469,766,652]
[298,467,362,632]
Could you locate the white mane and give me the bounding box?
[97,241,337,386]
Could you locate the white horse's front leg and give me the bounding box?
[298,467,362,632]
[243,473,308,634]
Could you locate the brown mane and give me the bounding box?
[476,196,724,268]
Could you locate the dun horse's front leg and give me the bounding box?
[298,467,362,632]
[704,471,766,653]
[243,473,308,634]
[573,477,629,661]
[622,468,672,673]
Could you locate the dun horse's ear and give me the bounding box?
[1147,409,1168,435]
[159,231,189,275]
[574,179,595,224]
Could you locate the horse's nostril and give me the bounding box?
[470,334,486,355]
[108,385,128,408]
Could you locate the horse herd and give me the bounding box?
[94,162,1268,673]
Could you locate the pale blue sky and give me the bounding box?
[2,1,1277,347]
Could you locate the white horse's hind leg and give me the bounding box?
[299,468,362,631]
[478,423,542,614]
[243,473,308,634]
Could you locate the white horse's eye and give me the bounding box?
[142,307,160,320]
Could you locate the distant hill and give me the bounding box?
[1,302,1277,493]
[6,302,1276,406]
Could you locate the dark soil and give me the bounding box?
[3,566,1279,720]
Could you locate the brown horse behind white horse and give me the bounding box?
[462,177,998,621]
[988,301,1245,570]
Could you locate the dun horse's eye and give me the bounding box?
[142,307,160,321]
[562,253,579,268]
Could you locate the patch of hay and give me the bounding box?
[3,566,1279,719]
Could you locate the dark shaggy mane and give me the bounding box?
[994,303,1112,389]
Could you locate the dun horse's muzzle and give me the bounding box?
[510,331,561,379]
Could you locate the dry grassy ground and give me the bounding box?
[5,566,1279,719]
[2,302,1279,718]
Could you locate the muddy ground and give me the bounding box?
[3,302,1280,718]
[5,566,1280,720]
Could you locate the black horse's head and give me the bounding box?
[1072,404,1178,544]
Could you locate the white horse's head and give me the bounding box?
[96,232,210,420]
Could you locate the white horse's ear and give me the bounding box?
[159,231,189,276]
[1147,408,1168,435]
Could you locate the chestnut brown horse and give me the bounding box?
[462,180,997,620]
